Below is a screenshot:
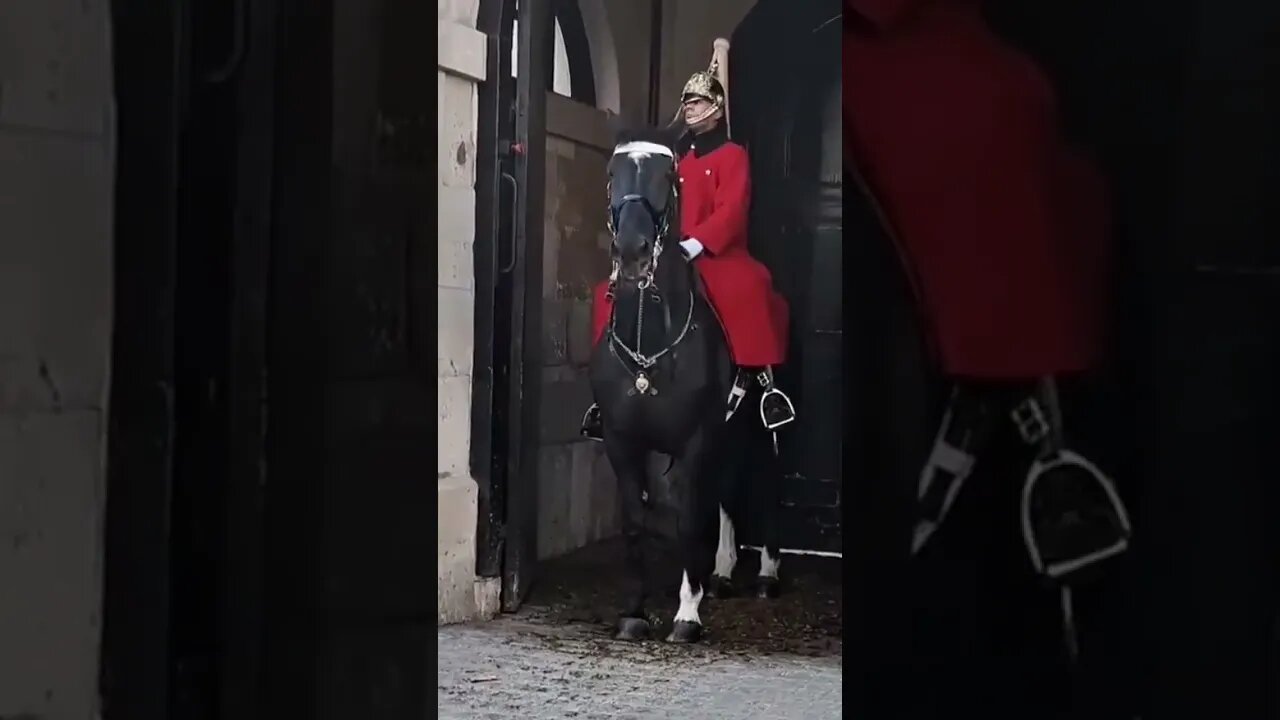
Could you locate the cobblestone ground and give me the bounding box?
[437,617,843,719]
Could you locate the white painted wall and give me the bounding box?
[0,1,115,718]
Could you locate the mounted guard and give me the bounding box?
[585,39,793,644]
[582,39,795,441]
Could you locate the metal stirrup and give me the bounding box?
[757,367,796,431]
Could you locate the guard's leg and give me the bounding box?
[580,402,604,442]
[911,384,998,555]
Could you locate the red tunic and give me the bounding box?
[844,0,1110,379]
[591,133,790,367]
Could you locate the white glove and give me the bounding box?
[680,238,705,259]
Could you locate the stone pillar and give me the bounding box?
[0,2,116,717]
[437,0,490,625]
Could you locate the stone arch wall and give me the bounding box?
[578,0,621,113]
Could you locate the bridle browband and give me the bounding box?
[605,141,694,374]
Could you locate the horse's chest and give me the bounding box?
[591,354,714,433]
[610,391,708,450]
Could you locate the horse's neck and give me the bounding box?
[612,246,695,354]
[654,241,694,301]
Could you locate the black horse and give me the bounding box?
[591,123,783,644]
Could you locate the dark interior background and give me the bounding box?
[844,1,1280,716]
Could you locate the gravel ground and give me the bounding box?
[438,539,843,718]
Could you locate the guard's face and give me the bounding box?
[682,97,721,132]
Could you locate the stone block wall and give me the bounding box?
[436,0,488,624]
[535,129,620,560]
[0,2,116,717]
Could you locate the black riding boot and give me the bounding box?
[580,403,604,442]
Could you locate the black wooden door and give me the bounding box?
[472,0,518,595]
[168,0,270,713]
[290,0,442,715]
[732,0,844,555]
[102,2,185,718]
[472,0,549,612]
[103,0,276,717]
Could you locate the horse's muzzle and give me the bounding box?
[617,257,654,283]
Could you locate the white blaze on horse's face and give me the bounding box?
[613,141,675,161]
[613,141,675,181]
[626,148,652,170]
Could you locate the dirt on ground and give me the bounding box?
[511,537,843,661]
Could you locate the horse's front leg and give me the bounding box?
[667,424,718,644]
[602,431,652,641]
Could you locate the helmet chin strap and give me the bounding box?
[683,103,721,129]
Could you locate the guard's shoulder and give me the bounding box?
[720,140,749,161]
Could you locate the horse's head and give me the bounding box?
[606,123,683,284]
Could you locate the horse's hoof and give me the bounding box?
[706,575,736,599]
[754,576,781,599]
[615,617,651,641]
[666,621,703,644]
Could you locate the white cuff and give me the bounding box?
[680,238,705,259]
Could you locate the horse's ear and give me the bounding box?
[660,121,684,150]
[605,111,640,146]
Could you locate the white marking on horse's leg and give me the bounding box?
[758,547,781,579]
[674,570,704,624]
[714,505,737,578]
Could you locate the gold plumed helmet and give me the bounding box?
[678,38,732,137]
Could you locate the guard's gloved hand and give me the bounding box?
[680,238,705,259]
